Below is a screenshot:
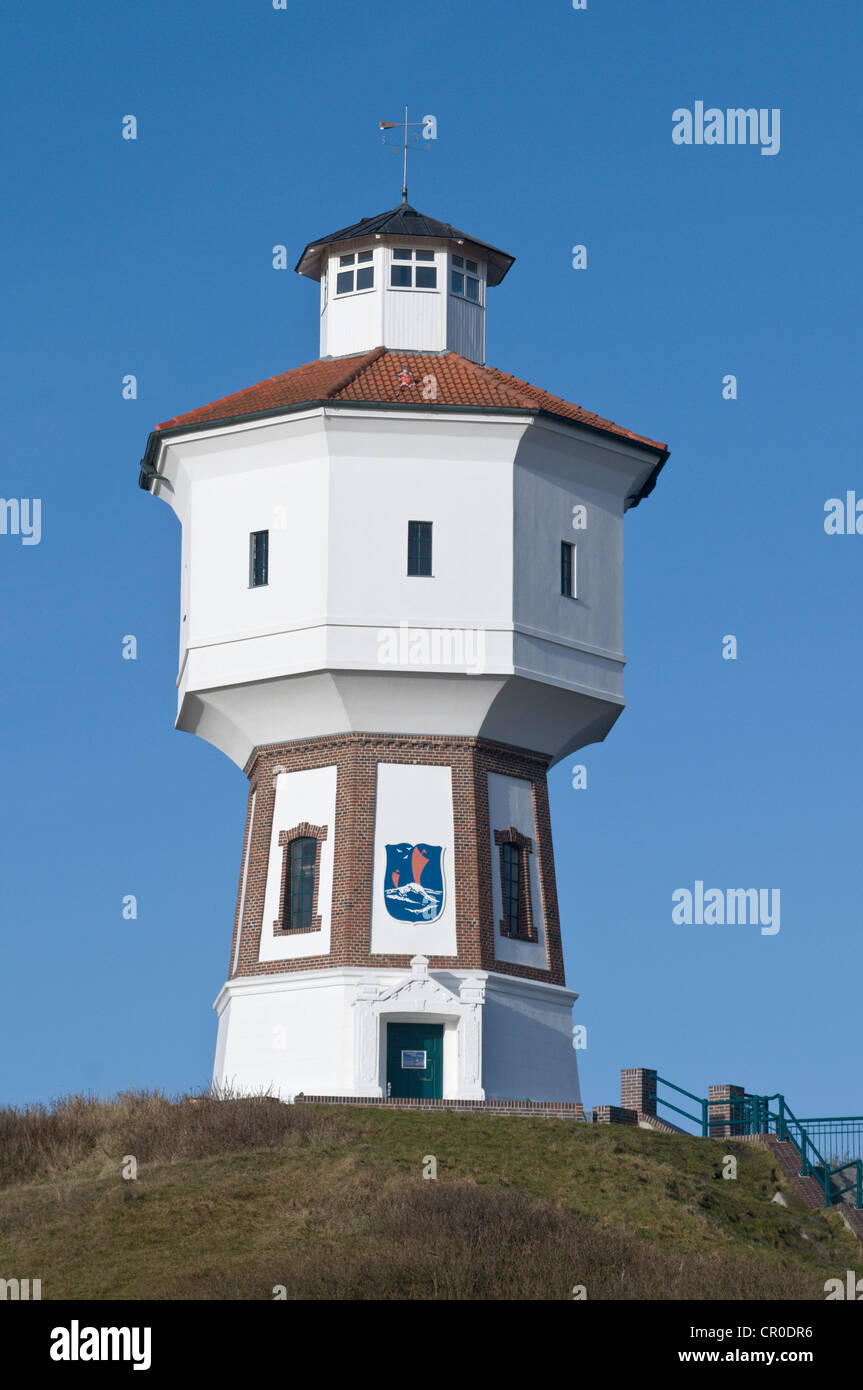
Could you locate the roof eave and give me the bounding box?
[294,229,515,284]
[138,399,668,496]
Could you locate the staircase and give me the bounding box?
[762,1134,863,1242]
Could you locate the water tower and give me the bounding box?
[138,196,668,1102]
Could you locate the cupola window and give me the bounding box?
[451,255,481,302]
[390,248,437,290]
[335,250,374,295]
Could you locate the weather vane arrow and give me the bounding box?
[379,105,437,203]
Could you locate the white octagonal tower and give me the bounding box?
[138,198,668,1104]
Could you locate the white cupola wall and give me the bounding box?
[320,239,486,361]
[294,202,515,364]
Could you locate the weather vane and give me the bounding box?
[379,105,437,203]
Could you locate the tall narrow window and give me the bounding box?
[250,530,269,587]
[274,822,328,935]
[289,836,317,930]
[494,826,538,942]
[501,841,521,936]
[561,541,576,598]
[407,520,433,577]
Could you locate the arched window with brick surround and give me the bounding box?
[273,822,328,935]
[494,826,538,942]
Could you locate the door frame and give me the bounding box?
[352,954,486,1101]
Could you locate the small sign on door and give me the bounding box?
[401,1050,427,1069]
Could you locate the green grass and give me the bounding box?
[0,1094,856,1299]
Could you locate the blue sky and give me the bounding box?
[1,0,860,1118]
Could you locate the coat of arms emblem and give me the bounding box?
[384,842,445,922]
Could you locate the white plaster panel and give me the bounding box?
[487,770,549,970]
[258,765,338,962]
[370,763,457,956]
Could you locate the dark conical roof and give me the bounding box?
[295,203,515,286]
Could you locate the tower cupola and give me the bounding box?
[295,202,514,364]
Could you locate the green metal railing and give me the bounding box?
[649,1074,712,1135]
[796,1116,863,1168]
[650,1075,862,1210]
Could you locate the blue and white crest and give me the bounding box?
[384,842,445,923]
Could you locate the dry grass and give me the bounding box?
[0,1089,345,1187]
[0,1093,857,1300]
[160,1180,826,1301]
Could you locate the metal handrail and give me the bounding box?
[648,1077,862,1210]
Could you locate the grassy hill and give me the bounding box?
[0,1092,857,1300]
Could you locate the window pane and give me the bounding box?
[339,253,355,267]
[407,520,433,577]
[357,250,373,263]
[466,259,478,273]
[452,255,464,268]
[451,271,464,295]
[336,270,354,294]
[289,837,317,930]
[415,249,435,261]
[502,843,521,934]
[356,266,374,290]
[465,277,479,301]
[561,541,574,597]
[390,265,412,287]
[393,248,412,260]
[250,530,269,587]
[415,266,437,288]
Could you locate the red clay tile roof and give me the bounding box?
[156,348,666,453]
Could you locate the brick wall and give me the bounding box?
[620,1068,657,1116]
[708,1084,745,1137]
[295,1095,584,1118]
[593,1105,637,1126]
[227,732,566,986]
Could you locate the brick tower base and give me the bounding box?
[213,733,581,1103]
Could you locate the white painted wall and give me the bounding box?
[369,762,457,957]
[258,765,338,962]
[213,965,579,1103]
[446,291,485,363]
[320,247,384,358]
[487,771,549,971]
[318,241,488,362]
[183,415,331,654]
[481,973,581,1103]
[153,406,661,767]
[513,424,626,662]
[325,411,514,630]
[214,972,356,1097]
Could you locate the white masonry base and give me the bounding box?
[213,955,581,1104]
